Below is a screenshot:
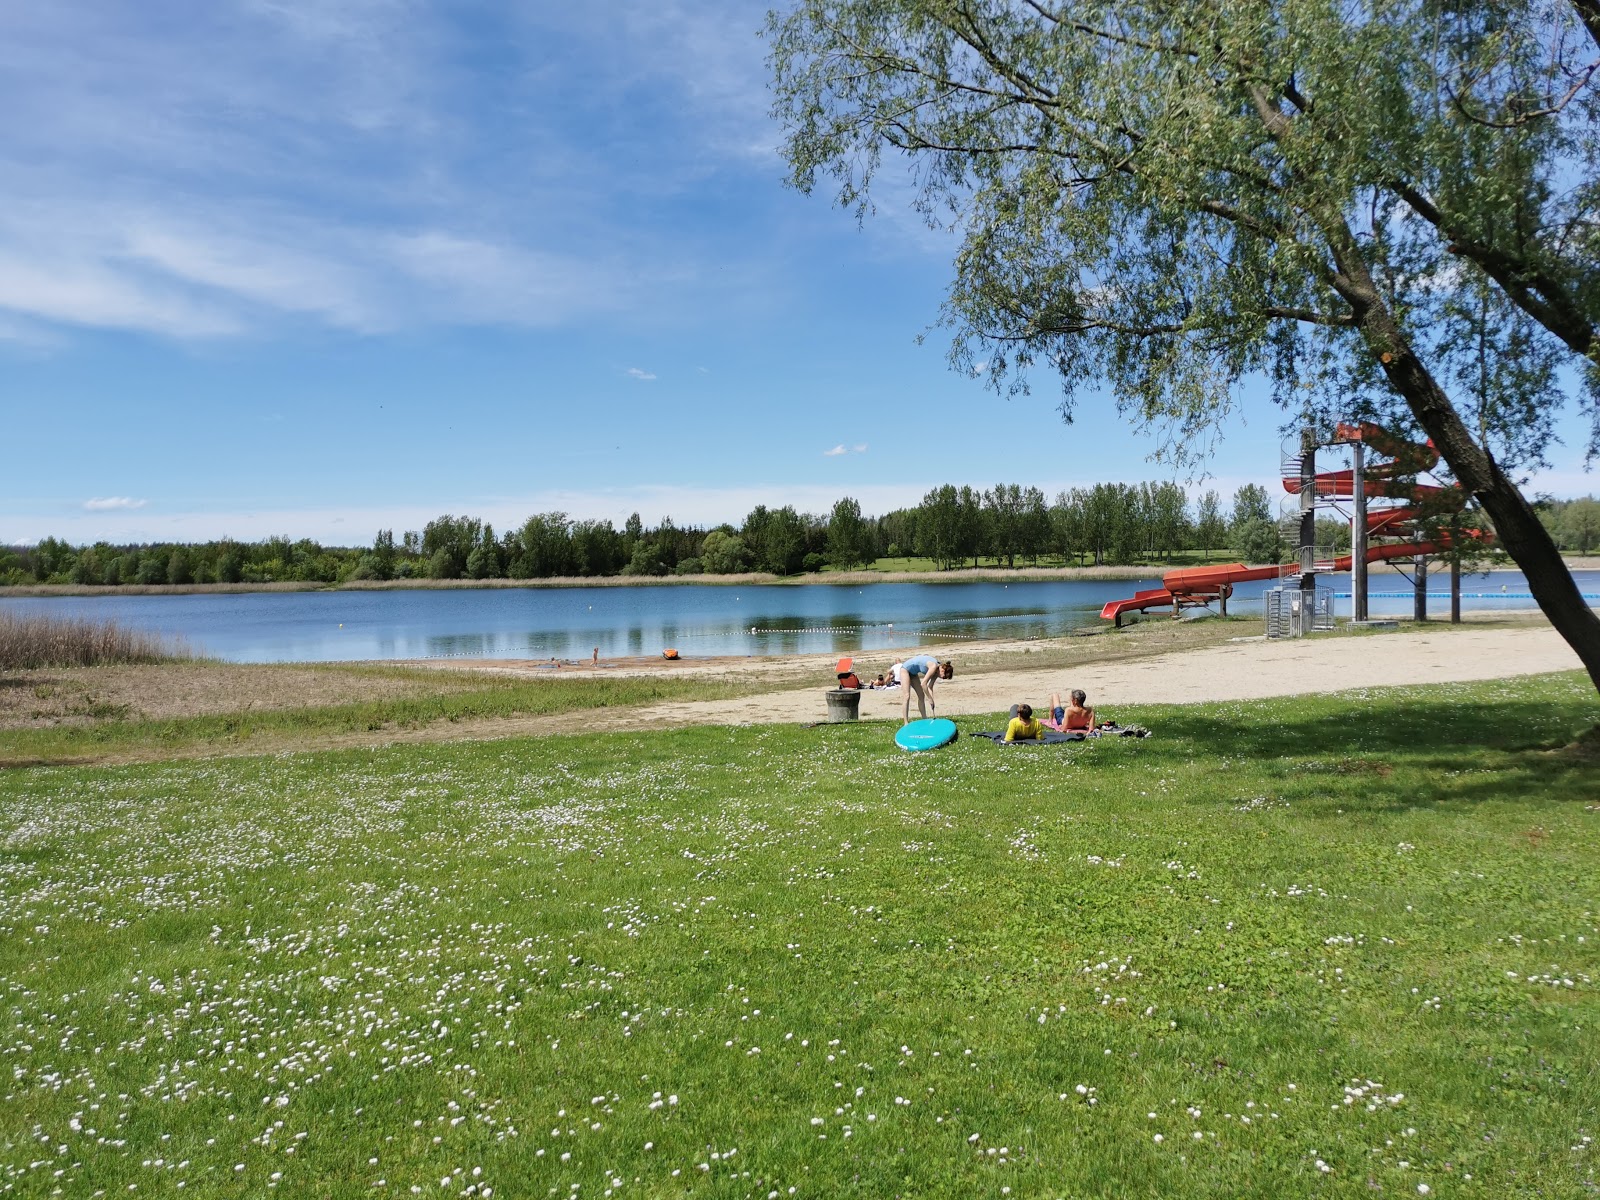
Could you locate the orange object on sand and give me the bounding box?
[662,648,680,660]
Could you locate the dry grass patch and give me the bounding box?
[0,661,490,730]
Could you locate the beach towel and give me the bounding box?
[970,723,1152,745]
[970,729,1086,745]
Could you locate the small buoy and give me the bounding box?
[338,623,343,628]
[750,626,757,634]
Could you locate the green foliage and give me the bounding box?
[827,496,871,568]
[1195,490,1227,556]
[622,541,668,576]
[371,528,397,580]
[1231,484,1275,529]
[1544,496,1600,553]
[1232,517,1285,565]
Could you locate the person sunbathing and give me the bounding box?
[1046,689,1096,733]
[1004,703,1044,742]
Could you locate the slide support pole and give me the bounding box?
[1299,429,1317,626]
[1351,441,1368,622]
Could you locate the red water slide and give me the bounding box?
[1098,423,1471,625]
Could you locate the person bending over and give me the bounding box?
[1004,703,1044,742]
[892,655,953,724]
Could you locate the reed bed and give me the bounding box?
[0,611,191,669]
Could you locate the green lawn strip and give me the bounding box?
[1,672,1596,1197]
[0,673,760,765]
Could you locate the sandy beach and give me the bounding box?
[421,613,1589,732]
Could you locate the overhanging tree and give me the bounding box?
[769,0,1600,694]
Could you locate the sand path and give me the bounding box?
[622,622,1587,728]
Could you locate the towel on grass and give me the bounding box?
[970,724,1151,745]
[969,729,1086,745]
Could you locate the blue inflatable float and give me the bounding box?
[894,717,959,752]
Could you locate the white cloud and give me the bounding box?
[853,443,869,454]
[626,367,657,381]
[0,3,769,342]
[82,496,147,511]
[823,444,847,456]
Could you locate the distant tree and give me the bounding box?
[571,520,623,576]
[422,515,480,580]
[1018,486,1049,564]
[915,486,963,569]
[370,529,396,581]
[511,513,573,578]
[1233,519,1284,566]
[827,496,871,568]
[1231,485,1275,530]
[1560,498,1600,554]
[1147,482,1191,562]
[622,541,668,576]
[1050,490,1086,565]
[165,548,193,586]
[134,551,165,585]
[983,483,1026,567]
[700,530,754,574]
[216,543,244,584]
[1195,491,1227,561]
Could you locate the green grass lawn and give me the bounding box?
[1,673,1596,1198]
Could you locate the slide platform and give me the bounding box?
[1100,423,1480,624]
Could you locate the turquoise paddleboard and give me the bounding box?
[895,717,959,752]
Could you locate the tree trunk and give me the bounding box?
[1312,205,1600,697]
[1365,314,1600,695]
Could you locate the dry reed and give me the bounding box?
[0,612,192,670]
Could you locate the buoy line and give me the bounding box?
[747,625,970,639]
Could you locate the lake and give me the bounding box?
[3,570,1596,663]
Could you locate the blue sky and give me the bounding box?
[3,1,1594,548]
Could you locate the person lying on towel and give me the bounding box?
[1004,703,1044,742]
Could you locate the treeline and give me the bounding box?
[1,480,1528,588]
[1539,496,1600,553]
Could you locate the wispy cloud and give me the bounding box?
[83,496,147,511]
[0,1,780,342]
[824,443,869,456]
[626,367,657,381]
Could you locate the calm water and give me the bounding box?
[3,571,1596,663]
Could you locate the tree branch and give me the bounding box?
[1389,179,1596,358]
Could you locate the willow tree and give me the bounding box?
[768,0,1600,694]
